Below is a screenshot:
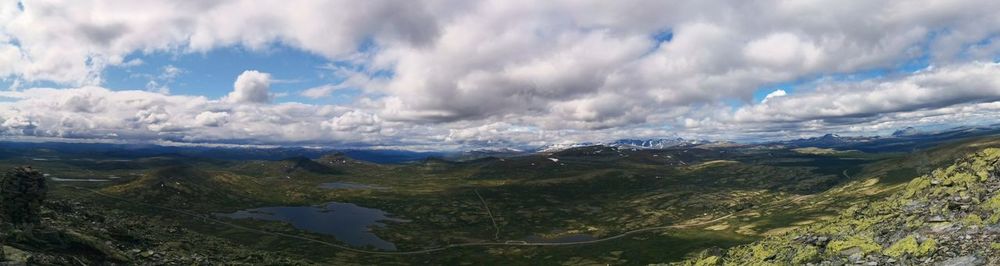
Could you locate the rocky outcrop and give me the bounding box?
[676,148,1000,265]
[1,166,47,227]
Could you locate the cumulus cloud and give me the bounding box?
[0,86,396,145]
[731,62,1000,124]
[322,111,380,133]
[363,0,1000,129]
[1,1,1000,147]
[654,62,1000,141]
[0,0,446,85]
[225,70,271,104]
[194,111,230,127]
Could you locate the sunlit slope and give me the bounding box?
[674,147,1000,265]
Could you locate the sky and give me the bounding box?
[1,0,1000,150]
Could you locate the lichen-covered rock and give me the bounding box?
[883,234,935,258]
[674,148,1000,265]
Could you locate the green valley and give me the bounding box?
[1,133,999,265]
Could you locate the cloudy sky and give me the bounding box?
[1,0,999,149]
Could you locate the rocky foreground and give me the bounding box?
[676,148,1000,265]
[0,166,308,265]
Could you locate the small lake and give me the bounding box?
[216,202,406,250]
[318,182,387,190]
[49,177,111,182]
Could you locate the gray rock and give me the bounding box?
[1,246,31,264]
[930,222,959,233]
[840,246,862,257]
[847,250,864,263]
[937,255,982,266]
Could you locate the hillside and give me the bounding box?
[4,136,1000,264]
[674,148,1000,265]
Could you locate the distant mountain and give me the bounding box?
[768,126,1000,152]
[535,138,709,153]
[5,124,1000,161]
[0,141,444,164]
[891,126,920,137]
[536,142,597,153]
[336,149,445,164]
[444,147,527,161]
[779,133,880,148]
[608,138,708,149]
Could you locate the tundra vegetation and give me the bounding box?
[0,136,999,264]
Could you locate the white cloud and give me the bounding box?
[761,90,787,103]
[1,1,1000,147]
[0,85,394,145]
[194,111,229,127]
[730,62,1000,124]
[143,65,183,94]
[744,33,823,70]
[0,0,446,85]
[301,84,341,99]
[121,58,144,67]
[322,111,380,133]
[225,70,271,104]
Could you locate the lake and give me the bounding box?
[216,202,406,250]
[50,178,111,182]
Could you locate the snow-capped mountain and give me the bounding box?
[535,138,708,153]
[607,138,708,149]
[536,142,597,153]
[779,133,880,148]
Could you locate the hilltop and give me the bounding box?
[675,148,1000,265]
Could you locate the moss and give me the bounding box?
[791,245,818,264]
[991,242,1000,250]
[917,238,936,257]
[948,172,978,186]
[882,235,937,258]
[828,235,880,254]
[903,176,931,198]
[694,256,720,266]
[883,236,917,257]
[962,214,984,226]
[904,215,925,229]
[985,194,1000,211]
[747,243,777,261]
[842,205,862,216]
[883,235,935,258]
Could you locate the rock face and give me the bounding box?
[0,166,47,227]
[676,148,1000,265]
